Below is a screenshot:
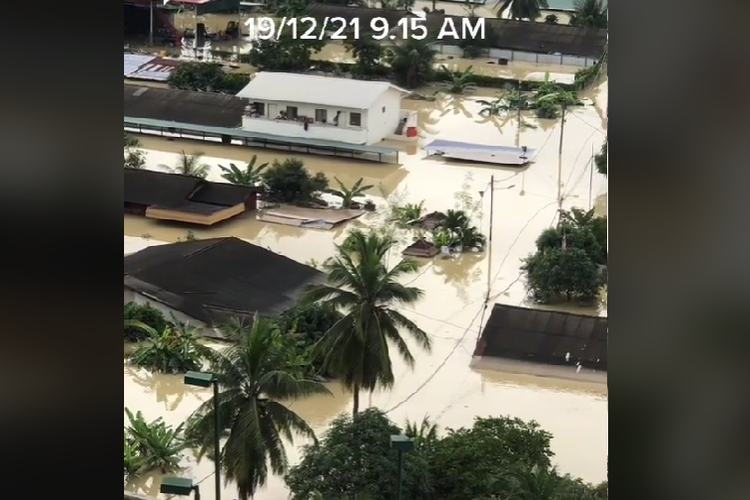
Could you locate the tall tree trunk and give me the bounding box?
[352,384,360,416]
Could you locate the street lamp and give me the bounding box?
[160,476,200,500]
[390,434,414,500]
[184,370,221,500]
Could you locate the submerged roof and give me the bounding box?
[123,237,326,324]
[475,303,607,370]
[124,84,246,128]
[235,72,409,109]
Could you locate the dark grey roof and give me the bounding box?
[123,237,326,325]
[306,4,411,26]
[124,84,246,128]
[124,169,260,208]
[474,303,607,370]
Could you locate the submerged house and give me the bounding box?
[124,237,326,337]
[124,169,261,225]
[473,303,607,371]
[235,72,416,145]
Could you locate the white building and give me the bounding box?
[236,72,417,145]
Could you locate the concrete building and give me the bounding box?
[236,72,416,145]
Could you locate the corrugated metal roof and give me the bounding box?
[235,72,409,110]
[124,54,181,82]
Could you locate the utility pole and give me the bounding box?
[485,175,495,305]
[558,103,566,156]
[149,0,154,46]
[588,144,594,209]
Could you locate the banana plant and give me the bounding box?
[125,408,186,473]
[129,314,214,373]
[218,154,269,186]
[326,177,374,209]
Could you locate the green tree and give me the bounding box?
[160,150,210,178]
[124,133,146,169]
[439,65,477,94]
[595,140,607,175]
[521,246,602,303]
[496,0,550,21]
[303,230,432,416]
[218,155,269,186]
[285,409,432,500]
[125,408,187,474]
[129,317,214,373]
[569,0,608,28]
[275,302,344,377]
[325,177,374,208]
[124,302,168,342]
[168,62,249,93]
[384,39,437,89]
[262,158,329,203]
[248,32,325,72]
[186,315,331,500]
[344,36,385,76]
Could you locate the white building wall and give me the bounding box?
[435,44,597,67]
[241,99,369,144]
[124,288,223,338]
[365,89,402,144]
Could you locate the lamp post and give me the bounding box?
[185,371,221,500]
[390,434,414,500]
[160,476,201,500]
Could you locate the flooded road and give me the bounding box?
[124,85,608,498]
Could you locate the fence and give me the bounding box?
[435,43,598,67]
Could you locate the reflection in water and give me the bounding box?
[127,367,206,412]
[125,84,608,499]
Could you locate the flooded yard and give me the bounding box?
[124,82,608,499]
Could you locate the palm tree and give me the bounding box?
[185,315,331,500]
[404,416,439,450]
[496,0,549,21]
[124,133,146,169]
[569,0,608,28]
[218,155,268,186]
[326,177,375,208]
[439,65,477,94]
[384,39,437,89]
[506,465,566,500]
[303,230,432,416]
[163,150,210,178]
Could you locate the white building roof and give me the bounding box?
[235,72,409,110]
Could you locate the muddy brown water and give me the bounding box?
[124,83,608,499]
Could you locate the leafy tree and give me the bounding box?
[428,416,553,500]
[275,302,344,377]
[218,155,269,186]
[522,246,602,303]
[248,32,325,72]
[129,317,214,373]
[434,209,486,250]
[439,65,477,94]
[384,39,437,89]
[186,315,331,500]
[595,140,607,175]
[285,409,432,500]
[569,0,608,28]
[392,201,426,225]
[404,416,439,451]
[262,158,329,203]
[124,302,169,342]
[303,230,431,416]
[496,0,550,21]
[160,150,210,178]
[344,36,385,76]
[168,62,250,93]
[124,133,146,169]
[326,177,374,208]
[125,407,186,474]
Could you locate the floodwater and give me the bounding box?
[124,83,608,499]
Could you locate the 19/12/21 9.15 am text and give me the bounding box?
[245,16,486,41]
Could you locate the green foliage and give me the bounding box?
[595,140,607,175]
[392,201,426,225]
[124,133,146,169]
[522,247,602,303]
[497,0,550,21]
[248,32,325,72]
[534,74,581,118]
[168,62,250,93]
[218,154,269,186]
[384,39,437,89]
[129,316,214,373]
[275,302,343,377]
[124,302,168,342]
[326,177,374,208]
[439,65,477,94]
[124,407,186,475]
[262,158,329,203]
[344,36,385,77]
[159,150,210,178]
[186,314,331,500]
[285,409,432,500]
[570,0,608,28]
[428,209,486,250]
[545,13,559,24]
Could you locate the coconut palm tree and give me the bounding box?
[506,465,566,500]
[326,177,374,208]
[218,155,269,186]
[404,416,439,449]
[439,65,477,94]
[569,0,608,28]
[163,150,210,178]
[303,230,432,416]
[124,133,146,169]
[384,39,437,89]
[185,315,331,500]
[496,0,549,21]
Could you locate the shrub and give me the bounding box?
[124,302,168,342]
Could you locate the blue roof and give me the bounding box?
[424,139,534,156]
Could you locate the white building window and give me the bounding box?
[253,102,265,116]
[350,112,362,127]
[315,109,328,123]
[286,106,298,119]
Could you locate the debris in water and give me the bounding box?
[565,352,571,362]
